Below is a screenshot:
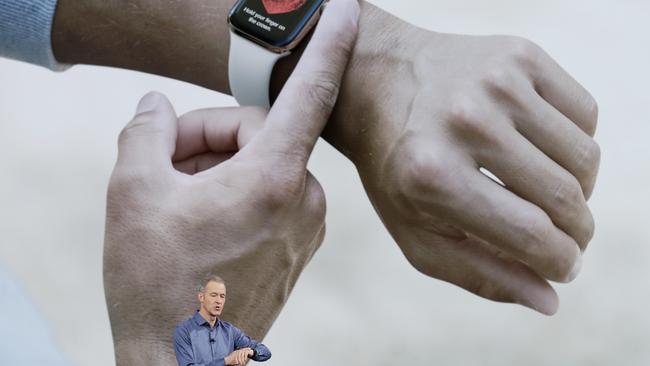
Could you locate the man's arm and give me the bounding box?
[50,0,391,118]
[232,326,271,362]
[51,0,233,92]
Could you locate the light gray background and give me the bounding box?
[1,0,649,364]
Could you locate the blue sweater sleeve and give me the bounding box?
[0,0,69,70]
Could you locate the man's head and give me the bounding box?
[197,274,226,318]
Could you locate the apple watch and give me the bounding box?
[228,0,328,107]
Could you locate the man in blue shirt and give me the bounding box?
[173,275,271,366]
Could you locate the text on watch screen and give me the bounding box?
[229,0,324,48]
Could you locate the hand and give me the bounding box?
[225,348,254,365]
[325,7,600,315]
[102,0,359,364]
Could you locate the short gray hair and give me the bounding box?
[197,274,226,293]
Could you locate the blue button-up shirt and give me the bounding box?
[173,311,271,366]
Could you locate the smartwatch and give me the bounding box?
[227,0,328,107]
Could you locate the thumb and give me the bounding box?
[116,91,178,172]
[244,0,360,167]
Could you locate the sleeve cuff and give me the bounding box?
[0,0,71,71]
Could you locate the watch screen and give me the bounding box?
[229,0,325,49]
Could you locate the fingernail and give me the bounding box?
[136,92,161,115]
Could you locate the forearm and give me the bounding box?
[51,0,416,163]
[52,0,234,91]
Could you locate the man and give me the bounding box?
[173,276,272,366]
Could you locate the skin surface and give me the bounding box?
[52,0,600,358]
[102,1,359,364]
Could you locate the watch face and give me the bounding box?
[229,0,325,49]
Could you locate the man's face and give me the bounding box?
[199,281,226,318]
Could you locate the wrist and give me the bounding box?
[321,3,426,169]
[51,0,427,171]
[246,2,427,170]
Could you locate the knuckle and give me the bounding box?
[584,98,599,135]
[516,211,553,254]
[553,250,580,283]
[550,178,595,248]
[516,211,579,282]
[560,201,595,251]
[551,178,584,220]
[573,140,601,188]
[398,144,453,196]
[482,65,518,94]
[299,72,341,111]
[447,95,502,144]
[505,36,543,70]
[583,139,602,171]
[448,95,484,131]
[581,212,596,248]
[478,63,529,115]
[326,28,356,60]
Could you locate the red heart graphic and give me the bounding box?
[261,0,307,15]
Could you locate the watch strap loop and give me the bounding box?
[228,32,290,108]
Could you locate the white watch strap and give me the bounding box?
[228,32,290,108]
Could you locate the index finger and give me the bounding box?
[245,0,360,166]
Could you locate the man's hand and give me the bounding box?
[102,1,359,364]
[225,348,254,365]
[324,9,600,315]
